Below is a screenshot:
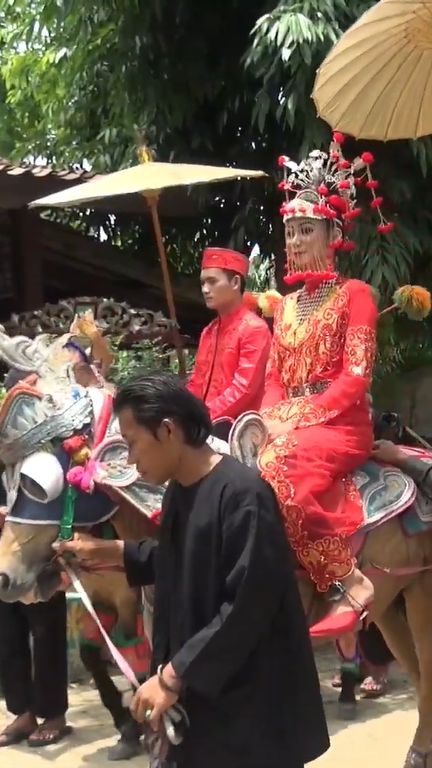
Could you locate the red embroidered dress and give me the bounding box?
[258,278,377,591]
[188,304,271,422]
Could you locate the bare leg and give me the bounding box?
[332,568,374,619]
[403,576,432,757]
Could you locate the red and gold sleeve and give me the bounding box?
[260,308,285,411]
[312,279,377,419]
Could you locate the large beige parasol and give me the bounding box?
[30,155,267,374]
[312,0,432,141]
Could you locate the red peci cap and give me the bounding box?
[201,247,249,277]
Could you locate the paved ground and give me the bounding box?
[0,649,417,767]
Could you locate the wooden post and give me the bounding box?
[146,196,186,377]
[9,210,44,310]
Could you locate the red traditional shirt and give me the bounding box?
[188,304,271,422]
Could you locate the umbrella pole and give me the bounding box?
[146,195,186,377]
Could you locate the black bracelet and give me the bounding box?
[157,664,180,695]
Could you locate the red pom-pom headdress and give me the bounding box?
[278,132,395,287]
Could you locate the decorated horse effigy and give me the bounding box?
[0,308,186,760]
[0,303,229,761]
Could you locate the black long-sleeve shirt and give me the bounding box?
[123,455,329,768]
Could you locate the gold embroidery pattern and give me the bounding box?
[345,325,376,378]
[262,398,338,428]
[276,285,349,392]
[342,474,362,503]
[258,435,355,591]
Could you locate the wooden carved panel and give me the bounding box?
[3,296,175,340]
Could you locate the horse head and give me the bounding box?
[0,327,134,602]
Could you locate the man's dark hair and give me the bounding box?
[223,269,246,295]
[372,409,418,445]
[373,410,403,442]
[113,372,212,447]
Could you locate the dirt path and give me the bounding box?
[0,649,417,767]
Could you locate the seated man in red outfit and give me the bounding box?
[188,247,271,440]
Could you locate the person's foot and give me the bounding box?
[108,736,142,761]
[0,713,37,747]
[310,569,374,639]
[27,716,72,747]
[360,671,389,699]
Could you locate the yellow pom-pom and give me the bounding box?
[393,285,431,321]
[257,290,282,318]
[72,447,92,465]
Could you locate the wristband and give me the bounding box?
[157,664,181,695]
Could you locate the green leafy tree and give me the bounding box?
[108,337,195,385]
[0,0,431,298]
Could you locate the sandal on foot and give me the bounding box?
[360,675,388,699]
[27,724,73,748]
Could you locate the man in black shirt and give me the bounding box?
[56,372,329,768]
[0,370,70,749]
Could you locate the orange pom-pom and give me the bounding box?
[257,290,282,318]
[393,285,431,321]
[242,292,259,312]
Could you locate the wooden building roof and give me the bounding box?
[0,158,198,216]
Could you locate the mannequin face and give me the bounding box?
[284,217,332,273]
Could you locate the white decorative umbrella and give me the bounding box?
[30,157,267,373]
[313,0,432,141]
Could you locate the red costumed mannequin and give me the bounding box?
[258,136,394,638]
[188,247,271,435]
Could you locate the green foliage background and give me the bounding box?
[0,0,431,381]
